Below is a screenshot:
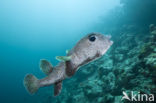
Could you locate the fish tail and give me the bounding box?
[23,74,39,94]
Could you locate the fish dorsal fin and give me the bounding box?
[40,59,53,75]
[56,56,71,62]
[54,81,62,96]
[66,50,70,54]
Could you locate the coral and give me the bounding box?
[150,24,156,35]
[37,24,156,103]
[144,53,156,65]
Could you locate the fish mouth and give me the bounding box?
[107,35,113,45]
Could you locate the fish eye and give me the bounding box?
[89,35,96,42]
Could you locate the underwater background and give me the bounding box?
[0,0,156,103]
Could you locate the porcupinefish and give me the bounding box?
[24,32,113,96]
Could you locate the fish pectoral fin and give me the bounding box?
[54,81,62,96]
[40,59,53,75]
[55,56,71,62]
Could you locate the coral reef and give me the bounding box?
[36,24,156,103]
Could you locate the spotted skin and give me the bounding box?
[23,32,113,96]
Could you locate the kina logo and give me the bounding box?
[121,91,154,102]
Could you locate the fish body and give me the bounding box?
[24,32,113,96]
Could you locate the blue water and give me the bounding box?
[0,0,120,102]
[1,0,156,103]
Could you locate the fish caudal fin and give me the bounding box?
[40,59,53,75]
[24,74,39,94]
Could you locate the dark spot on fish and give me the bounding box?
[65,61,77,77]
